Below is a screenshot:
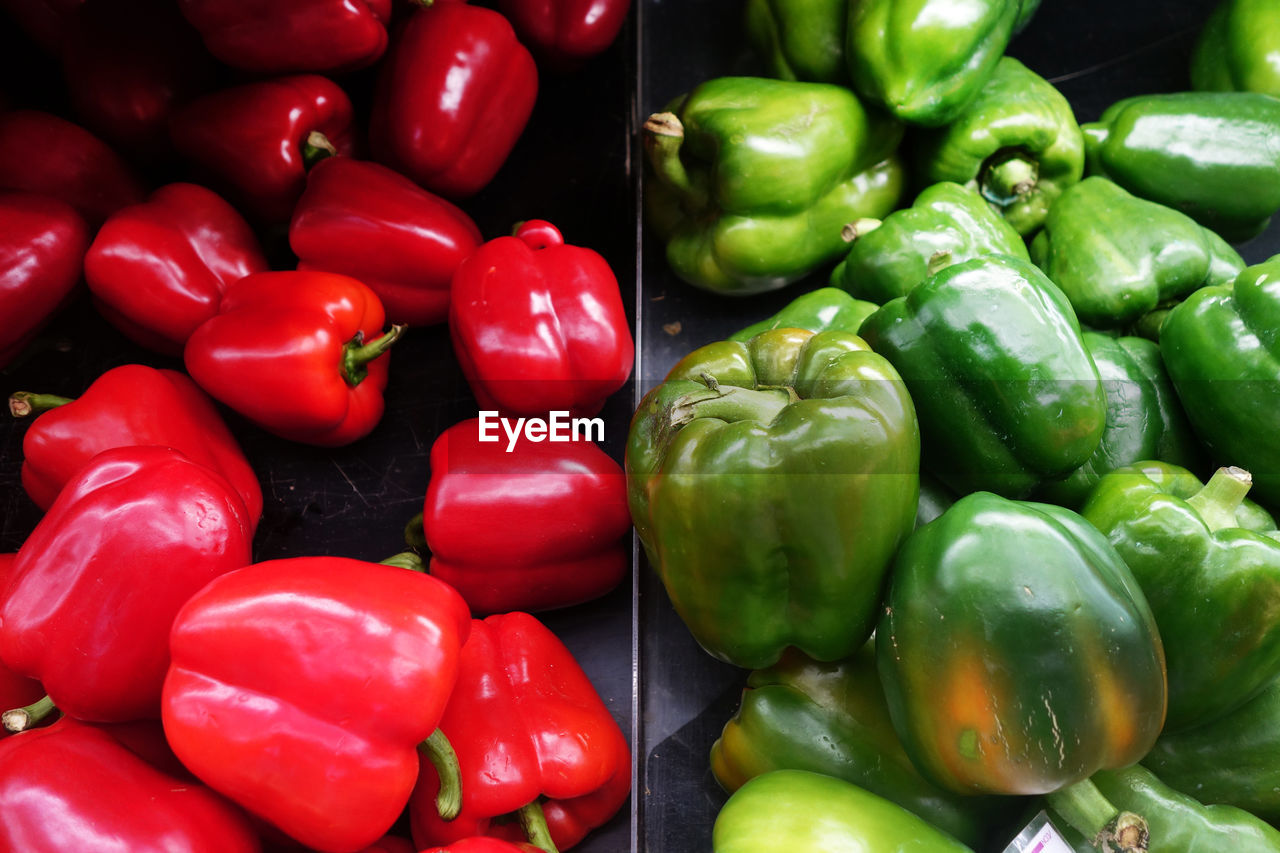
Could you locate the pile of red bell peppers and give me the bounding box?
[0,1,633,850]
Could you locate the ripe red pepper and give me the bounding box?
[423,840,545,853]
[370,1,538,199]
[170,75,356,223]
[498,0,631,69]
[409,612,631,852]
[0,0,83,55]
[291,157,482,327]
[450,220,633,418]
[9,363,263,528]
[0,554,45,740]
[422,419,629,614]
[84,183,268,354]
[0,718,262,852]
[178,0,391,74]
[0,191,88,368]
[184,271,402,446]
[162,556,472,853]
[0,446,253,724]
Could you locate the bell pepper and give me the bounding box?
[84,182,268,355]
[710,643,1013,850]
[729,286,877,342]
[858,254,1106,499]
[422,418,631,615]
[878,492,1166,849]
[829,181,1029,303]
[1192,0,1280,96]
[422,841,544,853]
[0,553,45,739]
[0,0,83,55]
[916,473,954,527]
[913,57,1085,235]
[626,327,919,669]
[449,220,633,418]
[1160,256,1280,507]
[743,0,848,84]
[9,363,263,527]
[0,446,253,725]
[408,612,631,852]
[643,76,905,294]
[498,0,630,68]
[183,271,402,447]
[0,718,262,852]
[290,157,482,327]
[370,1,538,200]
[1082,92,1280,241]
[712,769,974,852]
[162,556,471,853]
[0,191,88,368]
[0,110,144,227]
[177,0,390,74]
[169,75,356,224]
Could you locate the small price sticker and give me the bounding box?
[1002,811,1075,853]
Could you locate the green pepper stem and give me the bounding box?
[2,694,57,733]
[516,801,561,853]
[418,728,463,821]
[341,325,406,388]
[981,152,1040,205]
[1187,466,1253,532]
[642,112,708,209]
[9,392,74,418]
[1045,778,1148,852]
[840,218,881,242]
[379,551,427,573]
[669,383,794,429]
[404,512,428,553]
[301,131,338,168]
[927,250,954,277]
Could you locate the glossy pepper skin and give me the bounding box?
[858,254,1106,499]
[184,271,401,447]
[423,419,630,615]
[1083,92,1280,241]
[0,554,45,739]
[422,841,543,853]
[626,327,920,669]
[713,769,973,853]
[85,183,268,355]
[498,0,630,69]
[744,0,848,84]
[830,181,1029,303]
[1192,0,1280,95]
[729,287,878,342]
[0,446,253,723]
[450,220,633,419]
[913,57,1084,235]
[291,158,482,328]
[409,612,631,851]
[163,557,471,853]
[643,76,905,294]
[170,75,356,223]
[370,2,538,199]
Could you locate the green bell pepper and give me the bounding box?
[1082,92,1280,241]
[744,0,848,84]
[858,254,1106,498]
[916,472,954,527]
[626,327,920,669]
[913,57,1085,235]
[1191,0,1280,96]
[729,287,877,342]
[829,181,1029,303]
[713,769,974,852]
[643,76,905,295]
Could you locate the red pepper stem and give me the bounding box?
[404,512,428,553]
[9,392,74,418]
[1186,466,1253,533]
[341,325,406,388]
[379,551,427,572]
[419,728,463,821]
[1045,778,1148,852]
[301,131,338,168]
[516,800,560,853]
[2,694,57,733]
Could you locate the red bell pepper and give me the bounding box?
[422,419,629,614]
[497,0,631,69]
[84,182,268,354]
[177,0,391,74]
[0,110,145,227]
[422,840,545,853]
[162,556,472,853]
[9,363,263,527]
[409,612,631,852]
[449,220,633,417]
[0,718,262,852]
[0,554,45,740]
[170,74,356,223]
[0,446,254,724]
[0,0,83,55]
[290,157,482,327]
[183,270,402,446]
[0,191,89,368]
[369,1,538,199]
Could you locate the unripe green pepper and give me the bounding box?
[744,0,848,84]
[1191,0,1280,96]
[729,287,877,342]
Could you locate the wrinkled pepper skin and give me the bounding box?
[1082,462,1280,732]
[913,57,1084,235]
[422,419,631,614]
[0,446,253,723]
[1082,92,1280,241]
[1192,0,1280,95]
[1032,178,1245,331]
[85,183,268,355]
[729,286,878,342]
[713,769,974,852]
[878,492,1167,796]
[163,557,471,853]
[744,0,849,84]
[830,181,1029,303]
[290,157,482,327]
[499,0,631,68]
[626,327,920,669]
[858,254,1106,498]
[643,76,904,294]
[710,643,1012,849]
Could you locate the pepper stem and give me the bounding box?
[301,131,338,168]
[980,151,1039,205]
[642,112,708,209]
[9,392,73,418]
[516,800,561,853]
[341,325,406,388]
[840,218,881,242]
[1045,778,1148,852]
[668,383,794,429]
[418,728,463,821]
[404,512,428,553]
[1186,466,1252,532]
[379,551,427,572]
[3,694,57,733]
[927,250,954,277]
